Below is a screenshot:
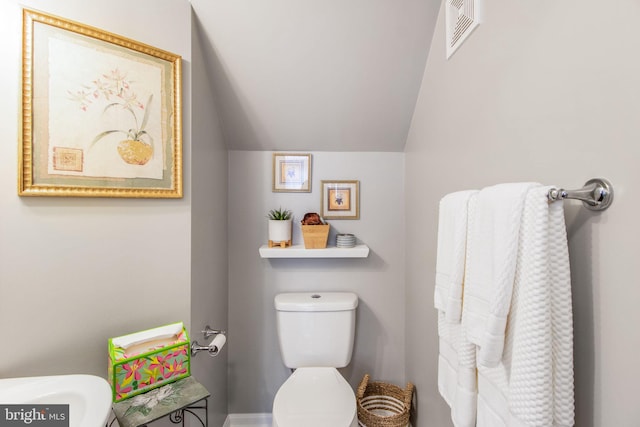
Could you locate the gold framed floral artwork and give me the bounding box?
[19,9,182,198]
[321,180,359,219]
[272,153,311,192]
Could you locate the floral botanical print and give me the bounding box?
[68,68,155,166]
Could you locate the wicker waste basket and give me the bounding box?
[356,374,414,427]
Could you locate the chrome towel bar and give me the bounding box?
[547,178,613,211]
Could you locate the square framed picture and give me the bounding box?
[321,180,359,219]
[20,9,182,198]
[272,153,311,192]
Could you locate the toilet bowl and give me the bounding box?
[272,367,357,427]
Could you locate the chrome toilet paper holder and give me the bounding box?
[191,325,227,357]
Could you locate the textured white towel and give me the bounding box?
[435,190,478,323]
[476,186,575,427]
[462,182,540,367]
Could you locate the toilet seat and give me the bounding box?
[272,367,357,427]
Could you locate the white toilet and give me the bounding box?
[272,292,359,427]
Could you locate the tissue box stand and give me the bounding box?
[111,376,209,427]
[108,323,191,403]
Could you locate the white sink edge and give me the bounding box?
[0,374,112,427]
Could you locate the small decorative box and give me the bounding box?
[108,322,191,402]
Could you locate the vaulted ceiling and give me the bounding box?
[190,0,441,152]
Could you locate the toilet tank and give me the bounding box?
[275,292,358,368]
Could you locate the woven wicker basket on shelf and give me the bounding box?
[301,224,330,248]
[356,374,414,427]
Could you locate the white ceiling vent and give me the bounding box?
[446,0,481,59]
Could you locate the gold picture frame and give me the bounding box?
[272,153,311,192]
[20,9,182,198]
[321,180,359,219]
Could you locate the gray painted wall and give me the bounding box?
[0,0,192,378]
[405,1,640,426]
[191,10,230,427]
[189,0,439,152]
[227,151,405,413]
[0,1,232,425]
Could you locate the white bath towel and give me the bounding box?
[437,311,478,427]
[475,186,575,427]
[462,182,540,367]
[435,190,478,427]
[434,190,477,323]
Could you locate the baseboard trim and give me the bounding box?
[224,413,272,427]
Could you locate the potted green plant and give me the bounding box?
[267,208,293,248]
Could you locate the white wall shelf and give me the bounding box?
[259,244,370,259]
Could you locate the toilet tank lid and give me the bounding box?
[275,292,358,312]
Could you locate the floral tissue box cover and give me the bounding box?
[108,322,191,402]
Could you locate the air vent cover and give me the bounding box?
[446,0,481,59]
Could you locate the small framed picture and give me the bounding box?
[321,180,359,220]
[272,153,311,192]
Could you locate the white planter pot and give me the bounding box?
[268,219,292,245]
